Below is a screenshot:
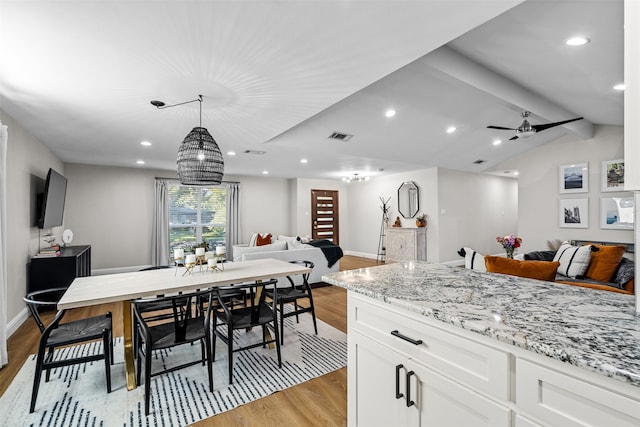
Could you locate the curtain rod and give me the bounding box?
[155,177,240,184]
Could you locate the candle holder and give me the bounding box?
[208,255,225,272]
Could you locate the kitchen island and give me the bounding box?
[323,261,640,427]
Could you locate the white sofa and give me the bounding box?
[232,240,340,284]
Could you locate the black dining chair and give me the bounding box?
[23,287,113,413]
[264,260,317,345]
[213,279,281,383]
[132,288,215,415]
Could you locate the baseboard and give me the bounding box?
[7,307,29,338]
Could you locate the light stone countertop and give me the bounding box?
[322,261,640,388]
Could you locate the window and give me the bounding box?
[167,183,227,250]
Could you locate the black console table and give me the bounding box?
[29,245,91,293]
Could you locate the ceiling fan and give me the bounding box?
[487,111,583,141]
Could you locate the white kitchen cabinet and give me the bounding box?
[348,293,511,427]
[347,292,640,427]
[385,227,426,262]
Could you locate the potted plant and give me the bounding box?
[415,213,427,227]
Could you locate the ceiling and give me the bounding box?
[0,0,623,181]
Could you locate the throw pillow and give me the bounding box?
[553,242,592,278]
[485,256,560,282]
[524,250,557,262]
[584,244,626,283]
[256,233,272,246]
[249,232,259,247]
[613,257,635,289]
[462,247,486,272]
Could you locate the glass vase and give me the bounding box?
[505,247,514,259]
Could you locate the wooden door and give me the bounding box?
[311,189,339,244]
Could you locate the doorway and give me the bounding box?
[311,190,339,245]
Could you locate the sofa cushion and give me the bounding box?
[485,256,560,282]
[462,247,486,272]
[553,242,592,278]
[233,240,286,261]
[584,244,626,283]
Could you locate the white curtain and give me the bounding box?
[0,122,8,368]
[226,182,240,254]
[152,179,169,266]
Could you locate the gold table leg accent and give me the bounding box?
[122,300,136,391]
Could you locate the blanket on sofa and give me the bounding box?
[308,239,344,268]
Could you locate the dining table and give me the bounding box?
[57,257,311,391]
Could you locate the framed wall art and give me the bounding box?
[601,159,625,192]
[559,163,588,193]
[600,196,634,229]
[559,198,589,228]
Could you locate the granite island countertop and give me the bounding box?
[322,261,640,388]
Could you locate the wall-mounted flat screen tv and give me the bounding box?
[38,168,67,229]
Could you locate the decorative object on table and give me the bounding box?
[392,216,402,227]
[378,196,391,263]
[600,196,634,229]
[559,198,589,228]
[601,159,625,192]
[397,181,420,218]
[62,228,74,247]
[151,95,224,185]
[559,162,588,193]
[496,234,522,258]
[184,254,197,275]
[173,248,185,276]
[415,213,427,227]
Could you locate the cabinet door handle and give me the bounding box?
[395,364,404,400]
[406,370,415,407]
[391,330,423,346]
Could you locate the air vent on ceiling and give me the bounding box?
[473,160,486,164]
[328,132,353,141]
[243,150,266,155]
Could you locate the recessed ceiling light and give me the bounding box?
[446,126,456,134]
[385,109,396,118]
[262,170,269,175]
[613,83,625,91]
[493,139,502,146]
[140,141,152,146]
[513,171,519,176]
[300,158,308,164]
[227,151,236,156]
[565,36,590,46]
[136,160,145,165]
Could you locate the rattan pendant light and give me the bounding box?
[176,95,224,185]
[151,95,224,185]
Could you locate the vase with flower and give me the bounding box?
[496,234,522,258]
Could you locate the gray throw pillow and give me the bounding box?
[613,257,634,289]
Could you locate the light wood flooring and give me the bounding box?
[0,255,380,426]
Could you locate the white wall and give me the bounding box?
[2,110,64,324]
[438,168,518,260]
[493,125,631,252]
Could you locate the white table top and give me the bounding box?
[58,258,311,309]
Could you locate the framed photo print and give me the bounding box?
[559,163,588,193]
[601,159,625,192]
[559,198,589,228]
[600,196,634,229]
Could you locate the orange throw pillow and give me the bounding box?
[584,244,626,283]
[256,233,272,246]
[485,256,560,282]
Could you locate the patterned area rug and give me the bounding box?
[0,315,346,427]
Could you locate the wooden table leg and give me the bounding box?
[122,300,136,390]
